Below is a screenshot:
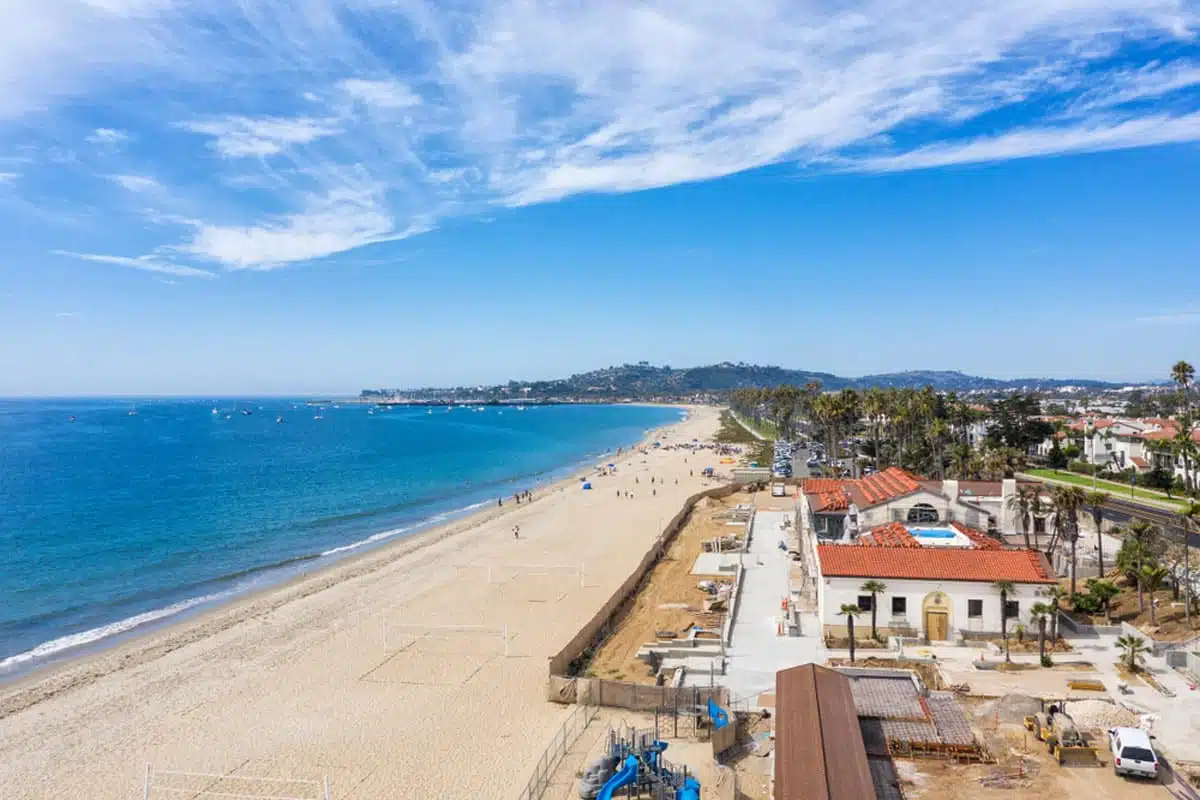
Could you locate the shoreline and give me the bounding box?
[0,406,693,719]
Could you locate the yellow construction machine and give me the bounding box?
[1023,704,1097,766]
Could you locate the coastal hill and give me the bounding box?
[363,362,1126,401]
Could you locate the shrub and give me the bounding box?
[1041,655,1054,668]
[1072,592,1103,614]
[1069,460,1096,475]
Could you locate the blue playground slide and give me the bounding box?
[597,755,639,800]
[676,776,701,800]
[707,698,729,729]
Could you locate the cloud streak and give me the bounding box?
[52,250,217,279]
[2,0,1199,271]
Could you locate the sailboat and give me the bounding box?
[276,415,285,424]
[128,404,138,416]
[211,407,220,415]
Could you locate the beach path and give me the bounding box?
[0,406,721,800]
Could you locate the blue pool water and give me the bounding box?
[0,399,682,676]
[909,527,958,539]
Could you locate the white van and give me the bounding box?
[1108,727,1158,780]
[771,483,786,497]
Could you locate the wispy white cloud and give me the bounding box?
[86,127,130,145]
[180,116,341,159]
[52,250,217,279]
[54,311,80,318]
[850,112,1200,172]
[0,172,17,184]
[339,79,421,110]
[108,173,159,192]
[3,0,1200,270]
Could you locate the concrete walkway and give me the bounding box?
[718,510,822,703]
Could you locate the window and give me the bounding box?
[1004,600,1019,619]
[891,597,907,616]
[906,503,939,523]
[968,599,983,618]
[857,595,873,612]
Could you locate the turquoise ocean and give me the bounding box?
[0,400,682,677]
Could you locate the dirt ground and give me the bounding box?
[1069,574,1200,641]
[584,490,755,682]
[900,713,1170,799]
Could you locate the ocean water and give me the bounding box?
[0,399,682,677]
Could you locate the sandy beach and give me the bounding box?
[0,405,721,799]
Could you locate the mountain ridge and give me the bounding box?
[364,363,1139,398]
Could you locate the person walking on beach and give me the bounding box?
[498,497,503,507]
[513,525,520,540]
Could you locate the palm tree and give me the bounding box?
[1029,489,1046,551]
[1181,501,1200,629]
[1116,633,1150,673]
[839,604,863,663]
[1122,521,1160,613]
[860,580,887,641]
[1007,484,1038,550]
[993,580,1015,663]
[1041,585,1066,643]
[1141,564,1169,626]
[1084,490,1110,577]
[1029,602,1053,663]
[1087,578,1120,625]
[863,388,885,471]
[1172,360,1195,493]
[1050,485,1088,597]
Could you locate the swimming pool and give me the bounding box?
[909,527,958,539]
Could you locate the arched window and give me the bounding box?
[906,503,939,523]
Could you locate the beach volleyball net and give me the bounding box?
[488,562,587,588]
[143,766,330,800]
[381,622,511,658]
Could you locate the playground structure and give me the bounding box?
[578,727,701,800]
[578,701,726,800]
[489,562,587,589]
[143,767,329,800]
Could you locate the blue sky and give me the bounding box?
[2,1,1200,395]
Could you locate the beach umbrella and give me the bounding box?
[582,482,592,490]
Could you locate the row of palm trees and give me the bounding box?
[729,382,1033,480]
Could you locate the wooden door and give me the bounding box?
[925,611,949,641]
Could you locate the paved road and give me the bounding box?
[791,444,815,479]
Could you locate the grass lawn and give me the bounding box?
[1026,468,1189,510]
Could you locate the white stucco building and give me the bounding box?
[797,467,1027,542]
[815,522,1058,642]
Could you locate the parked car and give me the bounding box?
[1108,727,1158,780]
[771,483,786,497]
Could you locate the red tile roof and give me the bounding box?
[949,521,1002,549]
[816,546,1057,584]
[1131,456,1149,469]
[802,478,850,512]
[858,522,920,548]
[852,467,922,506]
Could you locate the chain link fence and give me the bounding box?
[516,703,598,800]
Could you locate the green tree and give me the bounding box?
[839,604,863,663]
[860,580,887,641]
[1117,522,1161,613]
[1084,490,1110,578]
[1029,602,1053,664]
[1141,564,1169,625]
[1116,633,1150,673]
[1172,360,1195,493]
[993,580,1016,663]
[1087,578,1121,625]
